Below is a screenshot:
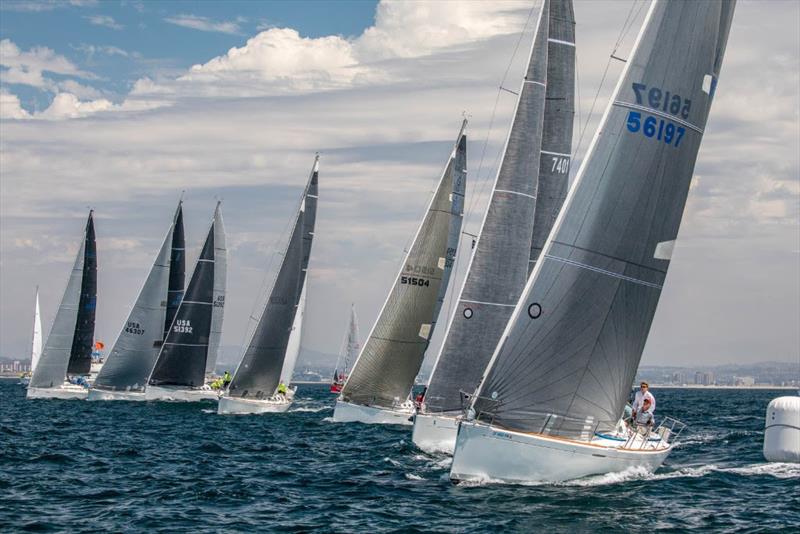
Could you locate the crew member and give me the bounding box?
[632,381,655,419]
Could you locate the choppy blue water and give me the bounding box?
[1,381,798,532]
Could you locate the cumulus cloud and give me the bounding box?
[0,38,94,91]
[85,14,124,31]
[0,89,30,119]
[164,14,243,35]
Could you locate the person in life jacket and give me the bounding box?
[222,371,231,387]
[277,382,288,397]
[414,386,427,409]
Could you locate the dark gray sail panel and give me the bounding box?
[149,223,216,387]
[228,210,304,399]
[68,211,96,375]
[424,5,550,414]
[165,203,185,340]
[29,218,88,389]
[474,0,736,438]
[300,158,319,295]
[342,127,466,409]
[94,217,173,392]
[530,0,575,272]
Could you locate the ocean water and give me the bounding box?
[1,381,797,532]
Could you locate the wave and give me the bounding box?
[289,406,330,413]
[405,473,424,481]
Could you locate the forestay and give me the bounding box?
[149,205,223,388]
[472,0,736,439]
[30,211,95,388]
[93,205,176,392]
[341,123,466,409]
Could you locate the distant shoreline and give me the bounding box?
[649,384,797,390]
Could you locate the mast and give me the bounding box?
[424,1,561,415]
[340,121,466,409]
[471,0,737,439]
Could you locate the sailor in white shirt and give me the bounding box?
[632,381,655,420]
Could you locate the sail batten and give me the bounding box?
[472,0,736,439]
[341,123,467,409]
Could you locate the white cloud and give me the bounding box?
[0,38,94,91]
[38,92,113,119]
[85,14,124,31]
[164,14,242,35]
[1,0,97,12]
[0,89,30,119]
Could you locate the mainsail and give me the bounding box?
[425,0,576,415]
[206,206,227,376]
[67,211,96,375]
[228,157,319,398]
[472,0,736,439]
[340,122,466,408]
[30,287,42,372]
[164,202,185,340]
[30,211,96,388]
[335,304,360,377]
[148,204,223,388]
[93,204,177,392]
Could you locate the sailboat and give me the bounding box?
[413,0,575,454]
[333,121,466,425]
[218,156,319,414]
[88,201,185,401]
[19,287,43,386]
[331,304,360,394]
[450,0,735,484]
[27,210,97,400]
[145,202,227,402]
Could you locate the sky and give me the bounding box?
[0,0,798,371]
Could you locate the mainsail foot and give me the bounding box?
[332,399,415,426]
[450,420,673,484]
[411,412,460,454]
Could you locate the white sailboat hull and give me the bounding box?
[332,400,414,425]
[412,412,460,454]
[217,395,292,414]
[450,421,672,484]
[86,388,147,402]
[26,383,88,400]
[144,385,220,402]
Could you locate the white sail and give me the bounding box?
[31,288,42,373]
[280,277,306,385]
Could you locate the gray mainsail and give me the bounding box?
[424,2,556,415]
[206,205,227,376]
[164,202,185,340]
[93,206,176,392]
[149,204,223,387]
[341,122,466,408]
[472,0,736,439]
[30,211,94,388]
[228,157,318,398]
[530,0,575,272]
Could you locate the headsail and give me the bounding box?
[67,210,96,376]
[335,304,360,378]
[423,2,557,415]
[31,287,42,373]
[30,211,94,388]
[472,0,736,439]
[228,156,318,398]
[164,202,185,340]
[148,204,222,388]
[93,205,176,392]
[340,122,466,409]
[206,204,227,376]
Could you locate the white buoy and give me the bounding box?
[763,396,800,463]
